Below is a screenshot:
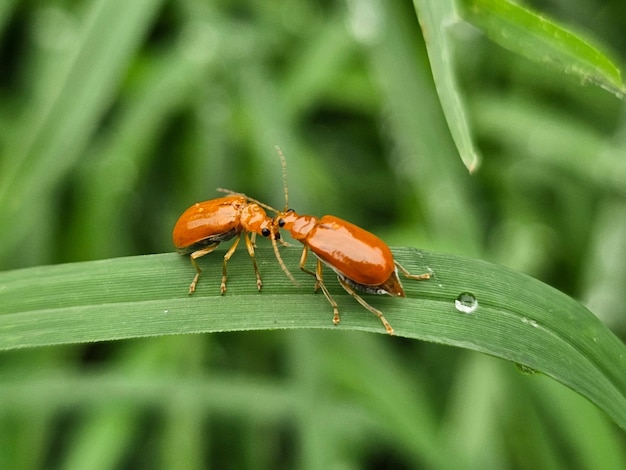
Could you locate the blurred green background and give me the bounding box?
[0,0,625,468]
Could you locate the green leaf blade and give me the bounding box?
[460,0,625,97]
[413,0,482,171]
[0,248,624,429]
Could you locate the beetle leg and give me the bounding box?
[313,258,323,293]
[189,243,220,294]
[221,233,242,295]
[298,246,322,292]
[297,248,341,326]
[243,232,262,291]
[298,245,317,280]
[277,238,291,247]
[311,259,342,327]
[395,261,431,281]
[337,277,394,335]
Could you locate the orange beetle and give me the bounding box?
[263,147,431,335]
[172,195,278,295]
[273,209,430,334]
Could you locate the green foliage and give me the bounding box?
[0,0,624,468]
[461,0,624,96]
[2,248,626,433]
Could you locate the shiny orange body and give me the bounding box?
[274,209,430,334]
[172,195,274,294]
[278,212,403,293]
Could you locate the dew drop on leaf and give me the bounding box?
[455,292,478,314]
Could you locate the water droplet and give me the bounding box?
[455,292,478,314]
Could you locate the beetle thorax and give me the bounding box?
[240,204,270,234]
[280,212,317,241]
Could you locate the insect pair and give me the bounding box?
[172,150,431,335]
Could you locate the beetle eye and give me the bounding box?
[261,228,270,237]
[278,219,285,227]
[286,208,295,213]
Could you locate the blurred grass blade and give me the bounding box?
[412,0,481,172]
[460,0,625,97]
[0,0,18,33]
[0,247,625,430]
[0,0,163,259]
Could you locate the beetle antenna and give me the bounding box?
[270,230,299,287]
[274,146,289,211]
[270,146,298,285]
[216,188,280,214]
